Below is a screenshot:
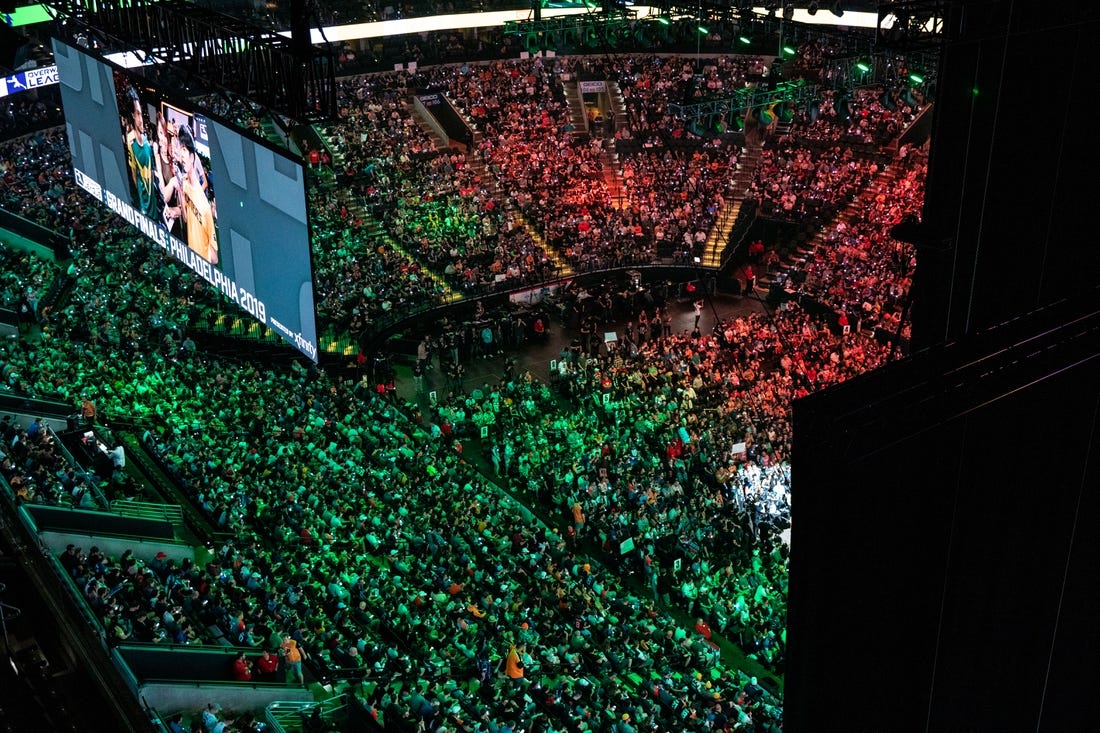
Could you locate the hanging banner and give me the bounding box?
[0,65,58,99]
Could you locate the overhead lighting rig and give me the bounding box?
[503,1,638,50]
[48,0,337,122]
[876,0,948,50]
[669,78,820,123]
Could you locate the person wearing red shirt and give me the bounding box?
[255,649,279,682]
[667,437,684,461]
[232,651,253,681]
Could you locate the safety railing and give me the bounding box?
[265,696,349,733]
[110,498,184,526]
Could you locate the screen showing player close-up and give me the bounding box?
[52,37,318,361]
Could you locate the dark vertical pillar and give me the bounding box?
[288,0,311,118]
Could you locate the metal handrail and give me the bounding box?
[46,425,112,511]
[110,498,184,525]
[265,696,349,733]
[718,200,759,270]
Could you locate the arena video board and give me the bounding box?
[51,38,319,361]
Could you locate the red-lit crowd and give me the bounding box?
[0,46,932,733]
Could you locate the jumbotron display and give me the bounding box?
[52,39,319,361]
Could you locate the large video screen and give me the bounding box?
[51,38,319,361]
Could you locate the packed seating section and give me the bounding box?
[0,49,931,732]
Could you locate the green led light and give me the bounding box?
[782,45,796,55]
[697,25,709,35]
[909,73,924,84]
[656,16,670,26]
[5,4,52,27]
[856,61,871,72]
[739,35,752,45]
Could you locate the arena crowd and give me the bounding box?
[0,44,931,732]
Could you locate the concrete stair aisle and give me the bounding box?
[753,221,816,293]
[699,200,742,269]
[699,145,763,268]
[509,208,574,278]
[462,137,507,222]
[409,100,452,151]
[600,142,626,208]
[306,126,461,353]
[563,81,590,138]
[756,162,904,299]
[732,145,763,199]
[312,123,345,170]
[339,198,462,327]
[607,81,630,134]
[463,146,574,279]
[259,116,287,148]
[599,83,630,207]
[359,215,458,304]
